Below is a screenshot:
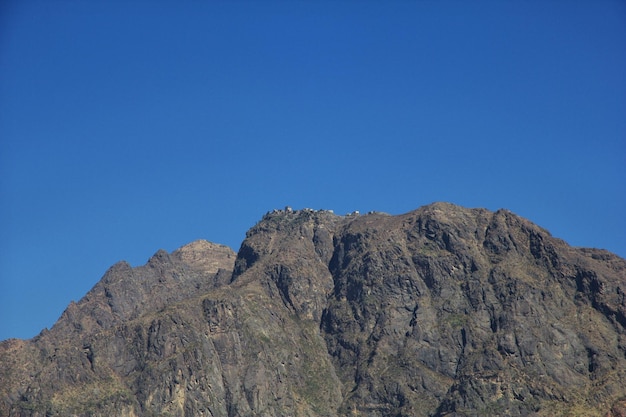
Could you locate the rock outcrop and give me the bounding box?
[1,203,625,416]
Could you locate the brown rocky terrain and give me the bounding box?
[1,203,625,416]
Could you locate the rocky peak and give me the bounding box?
[1,203,625,417]
[171,239,235,275]
[46,241,236,339]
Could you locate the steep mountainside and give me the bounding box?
[1,203,625,416]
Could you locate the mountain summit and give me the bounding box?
[2,203,625,416]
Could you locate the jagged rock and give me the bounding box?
[1,204,625,416]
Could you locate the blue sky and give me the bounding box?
[1,1,625,341]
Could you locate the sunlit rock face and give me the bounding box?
[2,203,625,417]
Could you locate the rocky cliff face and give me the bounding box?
[1,203,625,416]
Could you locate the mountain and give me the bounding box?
[1,203,625,417]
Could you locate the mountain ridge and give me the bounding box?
[2,202,625,416]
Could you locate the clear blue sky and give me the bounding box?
[1,1,625,341]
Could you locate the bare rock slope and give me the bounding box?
[1,203,625,416]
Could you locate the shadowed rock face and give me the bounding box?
[1,203,625,417]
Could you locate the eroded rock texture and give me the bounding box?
[1,203,625,416]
